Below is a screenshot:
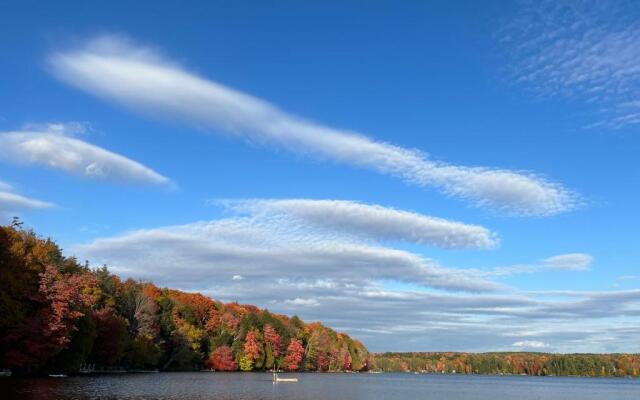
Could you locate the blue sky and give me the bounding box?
[1,0,640,352]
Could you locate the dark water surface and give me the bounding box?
[2,372,639,400]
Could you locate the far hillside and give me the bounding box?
[373,352,640,377]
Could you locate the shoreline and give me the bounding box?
[3,370,639,379]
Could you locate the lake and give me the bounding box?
[2,372,639,399]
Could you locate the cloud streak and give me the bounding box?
[0,126,171,186]
[542,253,593,271]
[223,199,499,249]
[0,180,55,216]
[479,252,594,277]
[49,35,576,216]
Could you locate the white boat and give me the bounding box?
[0,369,11,377]
[275,377,298,382]
[272,370,298,383]
[48,374,67,378]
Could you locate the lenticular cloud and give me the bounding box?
[49,35,577,216]
[0,128,171,186]
[224,198,498,249]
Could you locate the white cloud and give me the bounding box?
[49,35,576,216]
[475,253,594,278]
[542,253,594,271]
[75,217,500,293]
[224,199,498,249]
[232,275,244,281]
[0,127,171,186]
[500,1,640,128]
[282,298,320,307]
[0,180,55,214]
[511,340,549,349]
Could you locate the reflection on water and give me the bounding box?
[2,372,639,400]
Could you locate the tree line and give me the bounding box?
[372,352,640,377]
[0,222,370,375]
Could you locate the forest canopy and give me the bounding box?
[0,222,370,374]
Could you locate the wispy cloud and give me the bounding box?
[478,252,594,278]
[542,253,593,271]
[500,0,640,128]
[49,35,577,216]
[222,199,499,249]
[0,124,171,186]
[0,180,55,216]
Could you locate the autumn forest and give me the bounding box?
[0,222,369,374]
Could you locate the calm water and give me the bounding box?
[2,372,639,400]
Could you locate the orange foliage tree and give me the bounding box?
[244,329,262,363]
[263,324,282,357]
[209,346,237,371]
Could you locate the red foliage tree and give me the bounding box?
[244,330,262,362]
[263,324,282,357]
[283,339,304,371]
[4,265,97,370]
[209,346,237,371]
[39,266,97,344]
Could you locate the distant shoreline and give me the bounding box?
[371,352,640,378]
